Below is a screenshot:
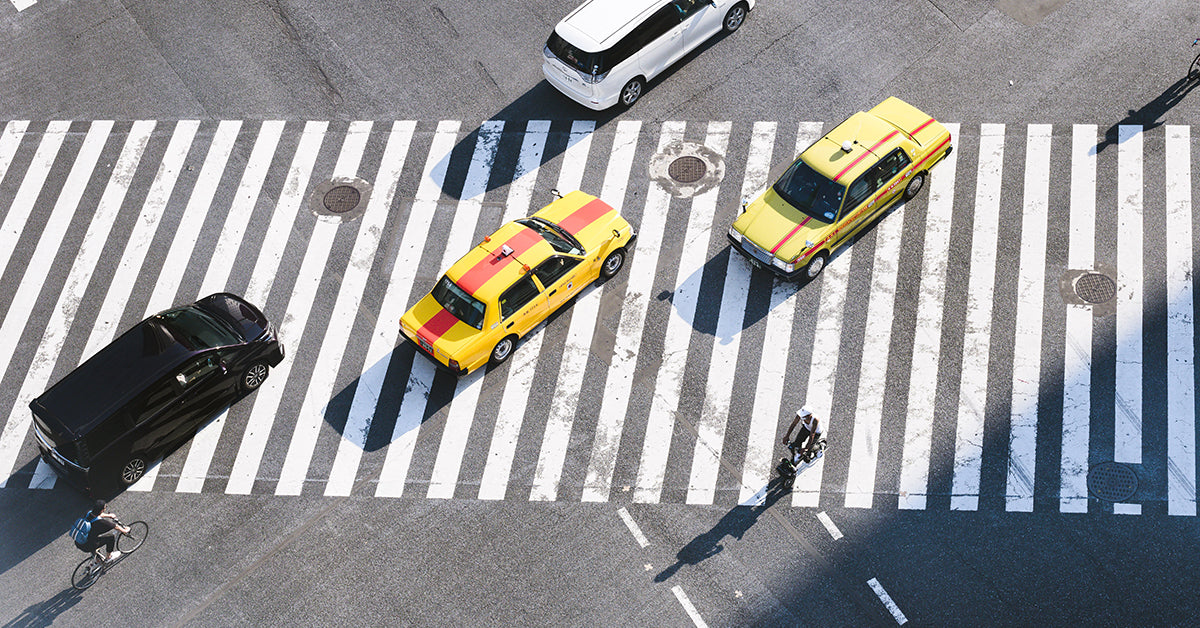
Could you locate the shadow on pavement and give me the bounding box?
[1092,73,1199,154]
[1,588,85,628]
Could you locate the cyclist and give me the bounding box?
[75,500,129,563]
[782,407,825,459]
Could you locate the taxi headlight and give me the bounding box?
[772,257,794,273]
[728,226,743,243]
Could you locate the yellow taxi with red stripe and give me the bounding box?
[400,190,635,374]
[728,96,952,280]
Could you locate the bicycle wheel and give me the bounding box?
[71,557,101,590]
[1191,52,1200,79]
[117,521,148,553]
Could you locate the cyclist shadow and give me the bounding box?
[653,476,789,583]
[1092,73,1199,154]
[2,588,84,628]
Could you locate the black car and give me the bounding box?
[30,293,284,495]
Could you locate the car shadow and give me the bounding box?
[0,479,91,580]
[1091,73,1199,154]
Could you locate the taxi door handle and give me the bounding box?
[548,289,557,297]
[506,322,514,329]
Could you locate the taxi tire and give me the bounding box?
[600,248,626,279]
[902,171,927,201]
[490,335,518,366]
[620,78,645,108]
[723,3,748,33]
[803,252,828,281]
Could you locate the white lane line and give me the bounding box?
[176,120,288,494]
[844,199,906,509]
[11,0,35,11]
[671,585,709,628]
[815,511,843,541]
[0,121,101,487]
[1115,125,1142,467]
[739,122,821,506]
[0,121,29,189]
[224,121,330,494]
[1165,125,1196,517]
[373,120,460,498]
[581,121,682,503]
[476,120,554,501]
[634,121,731,504]
[952,123,1005,511]
[616,507,650,548]
[898,122,958,510]
[1061,124,1096,513]
[686,123,767,505]
[867,578,908,625]
[426,370,486,499]
[1006,124,1052,513]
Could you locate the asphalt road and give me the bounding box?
[2,0,1200,626]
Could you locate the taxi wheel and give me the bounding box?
[600,248,626,279]
[490,336,518,366]
[620,78,644,108]
[803,252,828,281]
[723,3,748,33]
[903,171,927,201]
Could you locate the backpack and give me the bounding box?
[69,515,94,545]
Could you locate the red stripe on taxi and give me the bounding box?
[770,215,812,255]
[556,198,612,235]
[911,118,935,135]
[833,131,899,182]
[456,227,543,294]
[913,136,952,170]
[418,308,459,343]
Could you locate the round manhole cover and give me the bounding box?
[1087,461,1138,502]
[323,185,361,214]
[668,155,707,184]
[1074,272,1116,304]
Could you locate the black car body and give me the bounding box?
[30,293,284,495]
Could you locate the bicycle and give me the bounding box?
[1190,38,1200,80]
[70,519,149,590]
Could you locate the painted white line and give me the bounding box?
[582,121,682,503]
[1006,124,1052,512]
[1114,503,1141,515]
[816,511,843,541]
[671,585,709,628]
[225,121,329,494]
[0,120,29,189]
[952,123,1005,511]
[634,121,731,504]
[1115,125,1142,466]
[616,507,650,548]
[868,578,908,625]
[12,0,35,11]
[898,122,958,510]
[1061,124,1096,514]
[427,370,486,499]
[1165,125,1196,517]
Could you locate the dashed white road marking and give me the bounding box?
[815,511,843,541]
[616,507,650,548]
[867,578,908,625]
[671,585,709,628]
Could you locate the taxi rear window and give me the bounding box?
[432,276,486,330]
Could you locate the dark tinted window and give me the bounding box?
[672,0,705,19]
[844,176,874,212]
[875,148,912,186]
[633,5,683,48]
[499,276,542,319]
[533,256,582,288]
[85,411,134,454]
[154,306,243,350]
[547,31,603,74]
[137,376,178,421]
[176,356,220,388]
[773,159,846,222]
[431,276,487,330]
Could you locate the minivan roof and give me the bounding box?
[555,0,664,53]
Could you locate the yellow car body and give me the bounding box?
[728,96,952,280]
[400,190,635,374]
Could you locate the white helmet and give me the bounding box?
[797,407,813,419]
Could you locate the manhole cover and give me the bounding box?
[1087,461,1138,502]
[668,155,707,184]
[1074,272,1116,304]
[323,185,361,214]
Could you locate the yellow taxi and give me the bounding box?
[400,190,635,374]
[728,96,952,280]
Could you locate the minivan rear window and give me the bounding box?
[547,31,602,75]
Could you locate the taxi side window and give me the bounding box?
[499,275,542,319]
[532,256,581,288]
[875,149,912,187]
[176,357,220,389]
[844,176,874,212]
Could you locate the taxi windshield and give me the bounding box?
[517,217,584,255]
[431,276,486,330]
[773,159,845,222]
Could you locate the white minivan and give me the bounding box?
[542,0,754,110]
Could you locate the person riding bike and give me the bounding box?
[782,407,826,462]
[74,500,130,563]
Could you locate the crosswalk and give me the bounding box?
[0,117,1195,516]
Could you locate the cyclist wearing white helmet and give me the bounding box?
[782,407,824,453]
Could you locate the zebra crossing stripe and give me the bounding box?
[374,120,460,498]
[0,121,29,190]
[225,121,330,495]
[582,121,683,503]
[1115,125,1143,471]
[952,123,1005,511]
[1165,125,1197,517]
[1006,124,1052,512]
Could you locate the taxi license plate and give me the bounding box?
[418,338,434,355]
[749,257,764,270]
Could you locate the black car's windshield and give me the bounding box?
[517,217,584,255]
[431,276,487,330]
[155,306,244,350]
[772,160,846,222]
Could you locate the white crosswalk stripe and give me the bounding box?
[0,117,1197,519]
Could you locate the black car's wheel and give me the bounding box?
[902,171,927,201]
[490,336,517,366]
[803,252,828,281]
[240,361,269,392]
[723,2,748,33]
[620,77,645,108]
[120,456,147,485]
[600,248,626,279]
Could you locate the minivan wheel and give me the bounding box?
[241,362,268,392]
[490,335,517,366]
[620,77,644,107]
[723,3,748,32]
[121,456,147,485]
